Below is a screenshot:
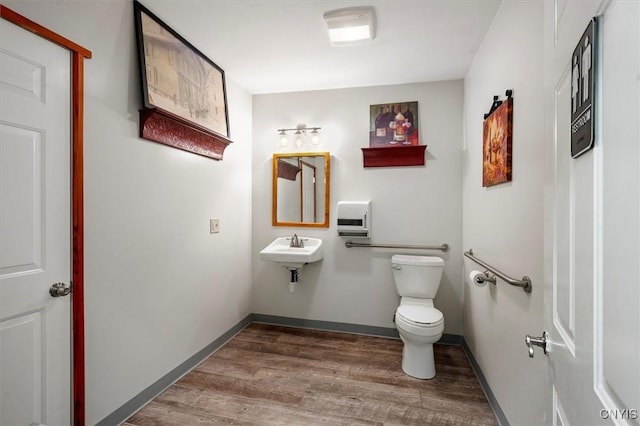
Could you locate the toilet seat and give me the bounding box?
[396,304,443,327]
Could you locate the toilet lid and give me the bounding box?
[397,305,443,325]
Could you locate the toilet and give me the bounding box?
[392,254,445,379]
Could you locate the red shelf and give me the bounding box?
[361,145,427,168]
[139,108,232,161]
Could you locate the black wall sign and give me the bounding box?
[571,18,597,158]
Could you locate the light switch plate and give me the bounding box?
[210,218,220,233]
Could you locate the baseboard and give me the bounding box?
[252,313,401,338]
[95,313,253,426]
[252,313,466,345]
[462,339,509,426]
[98,313,507,426]
[439,333,464,345]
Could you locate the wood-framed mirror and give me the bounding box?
[272,152,330,227]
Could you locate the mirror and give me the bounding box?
[272,152,330,227]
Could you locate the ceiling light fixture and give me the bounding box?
[277,124,322,147]
[323,7,375,46]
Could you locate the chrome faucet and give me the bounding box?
[290,233,304,248]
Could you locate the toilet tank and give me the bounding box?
[392,255,445,298]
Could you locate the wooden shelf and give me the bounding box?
[361,145,427,168]
[139,108,232,160]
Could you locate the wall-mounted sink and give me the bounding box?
[260,236,324,269]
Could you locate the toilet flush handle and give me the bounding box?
[392,264,402,270]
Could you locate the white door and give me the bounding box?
[0,18,72,426]
[543,0,640,424]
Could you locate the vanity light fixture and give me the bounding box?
[276,124,322,147]
[323,7,375,46]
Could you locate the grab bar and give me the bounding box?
[345,241,449,252]
[464,249,532,293]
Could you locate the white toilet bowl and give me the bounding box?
[395,301,444,379]
[391,254,445,379]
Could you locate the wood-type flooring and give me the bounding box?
[124,323,498,425]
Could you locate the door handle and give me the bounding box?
[49,282,71,298]
[525,331,549,358]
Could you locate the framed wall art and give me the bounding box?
[369,101,419,147]
[482,91,513,187]
[133,1,231,160]
[363,101,425,167]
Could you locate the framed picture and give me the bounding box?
[369,101,419,147]
[134,1,229,140]
[482,96,513,187]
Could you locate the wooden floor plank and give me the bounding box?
[299,391,492,426]
[125,323,498,426]
[177,370,304,405]
[209,346,352,379]
[152,384,380,425]
[126,400,242,425]
[253,368,423,408]
[222,338,400,371]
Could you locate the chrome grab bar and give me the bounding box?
[463,249,532,293]
[345,241,449,252]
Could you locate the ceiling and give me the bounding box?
[144,0,502,94]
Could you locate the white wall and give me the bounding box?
[462,1,546,424]
[2,1,253,424]
[252,81,464,334]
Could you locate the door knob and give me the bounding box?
[525,331,549,358]
[49,282,71,297]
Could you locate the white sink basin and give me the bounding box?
[260,236,324,269]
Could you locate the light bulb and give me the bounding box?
[294,131,305,147]
[310,129,321,145]
[278,131,288,147]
